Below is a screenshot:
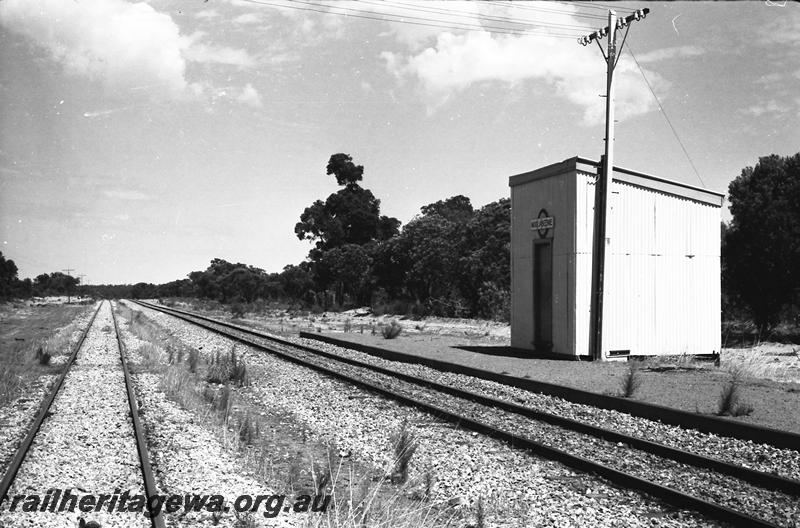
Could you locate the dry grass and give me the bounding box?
[118,303,462,528]
[391,419,418,484]
[721,344,800,384]
[0,307,86,407]
[619,361,643,398]
[717,369,755,417]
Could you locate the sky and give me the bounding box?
[1,0,798,285]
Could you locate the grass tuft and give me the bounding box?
[238,412,260,446]
[619,361,642,398]
[391,419,418,484]
[206,345,249,387]
[717,371,754,417]
[382,320,403,340]
[475,497,487,528]
[35,345,51,366]
[187,348,200,373]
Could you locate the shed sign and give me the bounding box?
[531,209,554,237]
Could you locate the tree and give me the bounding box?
[327,153,364,186]
[458,198,511,318]
[295,153,400,252]
[314,244,373,306]
[400,213,463,307]
[0,252,19,298]
[723,153,800,334]
[420,195,474,222]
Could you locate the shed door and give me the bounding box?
[533,240,553,351]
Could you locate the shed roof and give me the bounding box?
[509,156,724,207]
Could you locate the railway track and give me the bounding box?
[132,300,799,528]
[0,301,165,528]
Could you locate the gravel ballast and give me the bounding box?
[131,301,727,528]
[0,308,96,478]
[0,301,149,528]
[116,305,299,528]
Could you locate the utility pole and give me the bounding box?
[77,274,86,300]
[579,8,649,361]
[62,268,75,303]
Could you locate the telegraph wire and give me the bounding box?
[355,0,599,32]
[237,0,587,38]
[494,0,605,20]
[624,41,707,188]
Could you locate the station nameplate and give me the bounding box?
[530,217,554,230]
[531,209,554,238]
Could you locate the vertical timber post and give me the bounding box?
[588,10,617,361]
[580,7,648,361]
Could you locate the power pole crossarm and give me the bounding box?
[579,8,649,361]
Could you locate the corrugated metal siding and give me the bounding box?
[575,173,721,357]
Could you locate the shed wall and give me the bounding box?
[510,169,576,354]
[575,172,721,357]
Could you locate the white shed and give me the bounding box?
[509,156,723,359]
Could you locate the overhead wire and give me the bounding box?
[237,0,589,38]
[623,41,707,188]
[499,0,609,20]
[354,0,598,33]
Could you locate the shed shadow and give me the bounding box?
[453,345,589,361]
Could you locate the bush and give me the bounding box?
[206,346,249,387]
[382,320,403,339]
[35,345,51,366]
[230,301,245,319]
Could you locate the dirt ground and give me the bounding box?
[175,302,800,435]
[0,302,92,405]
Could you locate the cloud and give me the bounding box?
[237,83,263,107]
[636,45,704,63]
[0,0,259,104]
[103,190,152,201]
[0,0,189,98]
[233,13,262,24]
[183,43,256,68]
[196,9,220,20]
[384,30,664,125]
[741,100,787,117]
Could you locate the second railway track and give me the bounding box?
[133,299,800,528]
[0,301,164,528]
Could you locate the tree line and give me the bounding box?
[2,152,798,332]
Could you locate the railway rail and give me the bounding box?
[0,301,165,528]
[132,300,800,528]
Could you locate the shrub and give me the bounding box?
[206,346,249,387]
[230,301,246,319]
[382,320,403,340]
[35,345,51,366]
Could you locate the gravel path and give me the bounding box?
[0,301,149,528]
[130,301,724,528]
